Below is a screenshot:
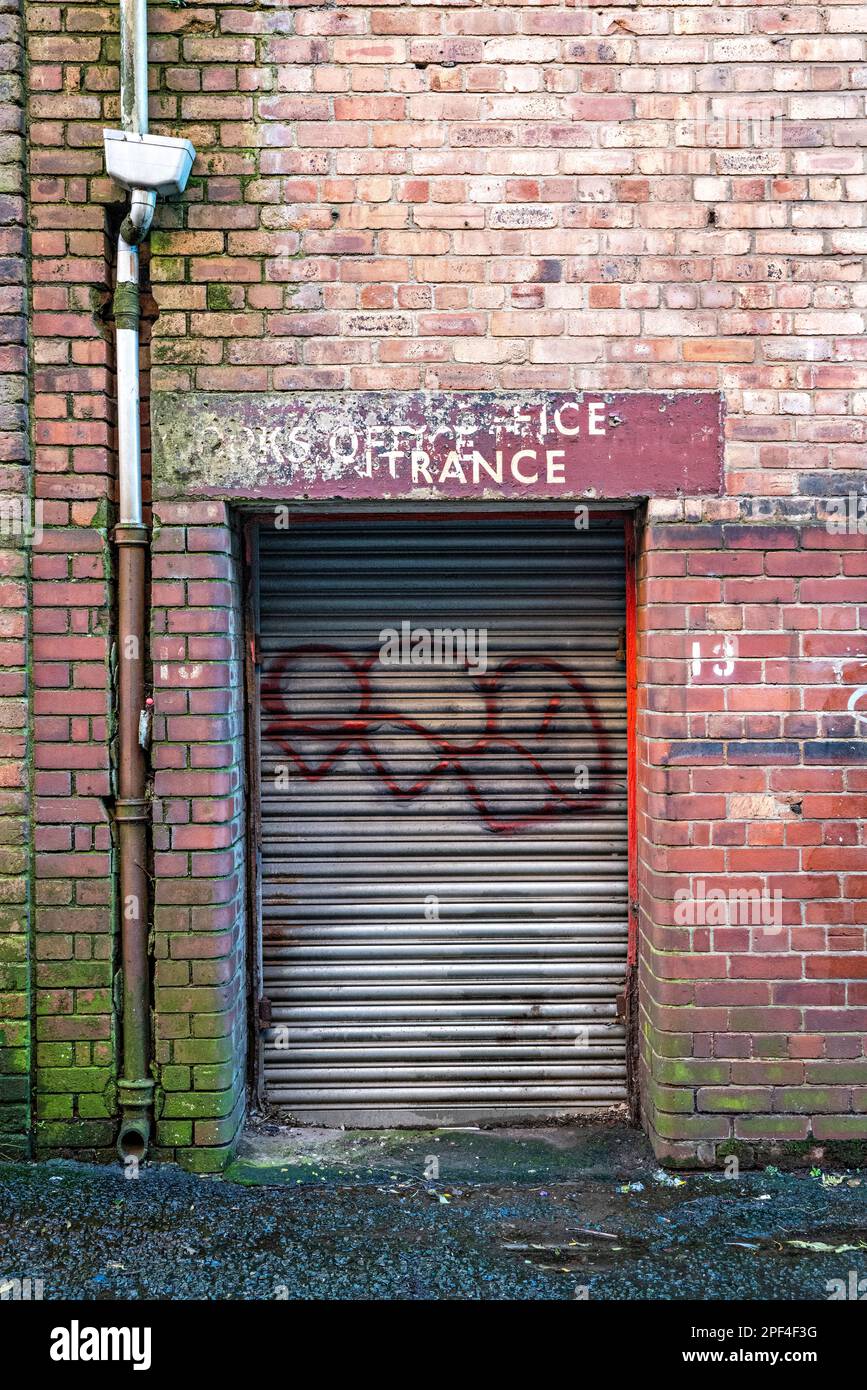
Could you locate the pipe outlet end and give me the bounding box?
[117,1076,155,1166]
[118,1119,150,1167]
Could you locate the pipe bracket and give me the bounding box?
[113,279,141,331]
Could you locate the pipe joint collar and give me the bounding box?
[118,1076,155,1109]
[114,797,149,824]
[113,522,149,547]
[118,1079,154,1162]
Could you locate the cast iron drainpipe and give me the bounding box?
[114,0,156,1163]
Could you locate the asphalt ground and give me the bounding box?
[2,1124,866,1301]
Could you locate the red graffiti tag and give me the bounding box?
[261,644,614,834]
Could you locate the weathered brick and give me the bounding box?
[13,0,867,1175]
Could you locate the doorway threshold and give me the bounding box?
[226,1110,646,1188]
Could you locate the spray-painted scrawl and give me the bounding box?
[262,643,614,835]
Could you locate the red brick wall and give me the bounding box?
[0,0,30,1158]
[18,0,867,1165]
[150,501,247,1170]
[27,0,118,1157]
[638,512,867,1163]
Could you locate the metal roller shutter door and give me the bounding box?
[258,513,629,1124]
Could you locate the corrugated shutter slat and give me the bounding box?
[258,515,628,1124]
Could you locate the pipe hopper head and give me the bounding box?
[103,129,196,197]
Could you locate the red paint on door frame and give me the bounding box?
[624,514,639,968]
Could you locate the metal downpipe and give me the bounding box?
[119,0,149,136]
[114,0,155,1163]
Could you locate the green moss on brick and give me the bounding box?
[0,1074,28,1102]
[0,1045,28,1073]
[38,1065,113,1094]
[776,1088,848,1114]
[37,1118,115,1149]
[652,1111,731,1142]
[193,1061,236,1090]
[161,1087,238,1119]
[36,1042,74,1066]
[78,1093,113,1119]
[174,1036,232,1066]
[37,1094,74,1120]
[646,1078,694,1114]
[161,1065,191,1091]
[207,284,235,311]
[698,1088,773,1113]
[656,1058,730,1087]
[156,1119,193,1147]
[176,1142,236,1173]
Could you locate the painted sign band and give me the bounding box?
[151,390,724,501]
